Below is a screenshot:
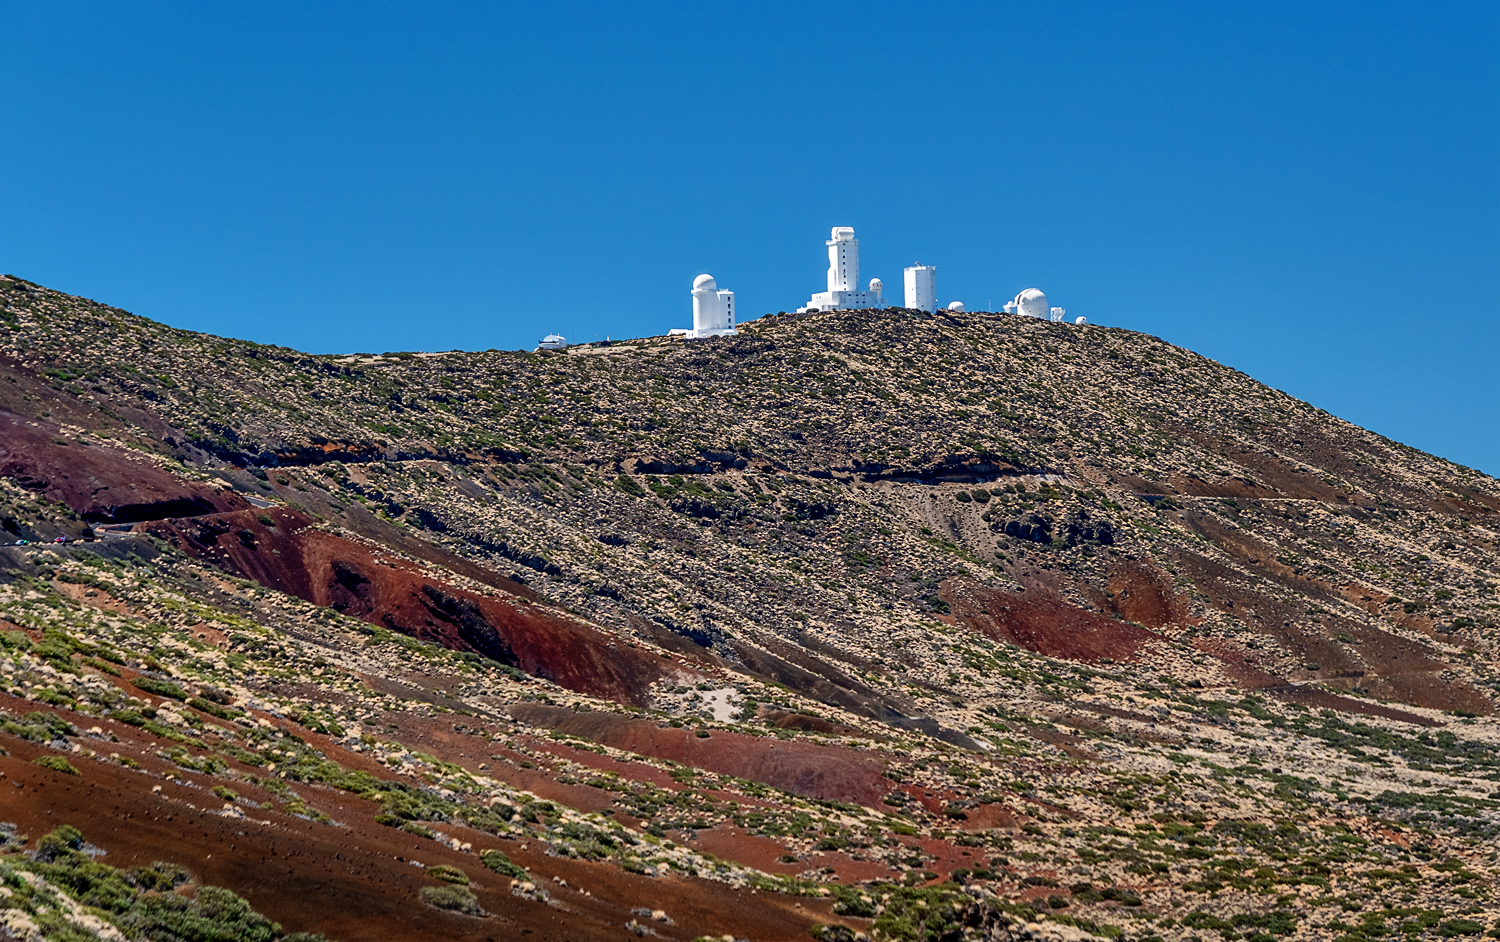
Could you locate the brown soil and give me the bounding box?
[0,410,248,524]
[942,579,1162,664]
[508,704,896,807]
[0,714,837,942]
[1099,558,1193,629]
[140,508,688,707]
[1171,544,1493,715]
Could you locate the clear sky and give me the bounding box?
[3,2,1497,475]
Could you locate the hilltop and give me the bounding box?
[0,273,1497,942]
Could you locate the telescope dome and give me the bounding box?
[1014,288,1049,319]
[692,273,717,291]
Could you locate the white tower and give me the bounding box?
[827,227,858,292]
[1013,288,1049,319]
[868,278,884,306]
[798,227,883,312]
[903,264,937,312]
[1049,306,1066,323]
[686,274,737,338]
[718,289,736,329]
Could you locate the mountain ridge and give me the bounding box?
[1,273,1498,941]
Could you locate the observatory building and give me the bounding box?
[673,274,737,339]
[903,264,936,312]
[1001,288,1084,325]
[798,227,885,312]
[1007,288,1050,319]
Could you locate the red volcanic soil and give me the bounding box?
[944,569,1467,725]
[687,827,805,875]
[139,508,687,707]
[508,704,896,808]
[1171,544,1494,716]
[1262,682,1441,727]
[0,710,837,942]
[0,410,248,524]
[942,579,1162,664]
[1098,559,1193,630]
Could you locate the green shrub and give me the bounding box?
[4,711,75,742]
[480,848,527,880]
[420,884,482,915]
[110,709,148,726]
[35,824,84,861]
[188,697,239,720]
[614,474,645,497]
[33,755,80,776]
[133,676,187,700]
[427,864,469,885]
[35,630,78,667]
[26,826,322,941]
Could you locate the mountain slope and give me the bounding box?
[1,273,1498,941]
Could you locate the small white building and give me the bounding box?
[536,334,568,351]
[799,227,884,312]
[947,300,966,312]
[679,274,737,339]
[903,264,937,312]
[1049,306,1066,323]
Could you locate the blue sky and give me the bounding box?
[3,2,1497,474]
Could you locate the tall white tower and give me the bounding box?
[827,227,858,292]
[686,274,736,338]
[798,227,882,312]
[903,264,937,312]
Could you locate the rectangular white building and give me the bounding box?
[903,264,936,312]
[718,290,735,329]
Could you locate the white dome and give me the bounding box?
[692,273,717,291]
[1074,316,1087,326]
[1014,288,1049,319]
[947,301,966,311]
[869,278,883,289]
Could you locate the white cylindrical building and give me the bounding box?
[1014,288,1049,319]
[869,278,884,305]
[827,227,858,292]
[903,264,936,312]
[692,274,727,335]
